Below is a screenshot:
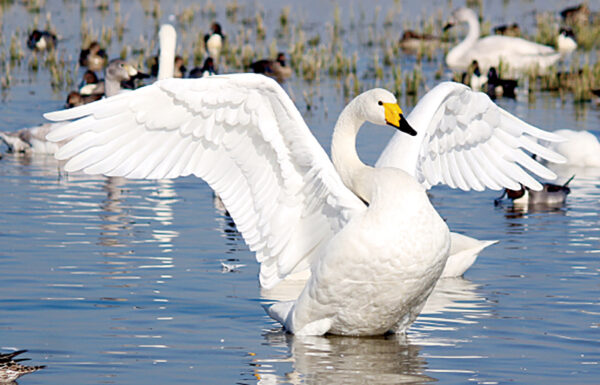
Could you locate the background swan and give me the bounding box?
[46,74,452,336]
[445,8,563,75]
[544,129,600,168]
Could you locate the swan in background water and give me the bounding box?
[544,129,600,168]
[444,8,564,75]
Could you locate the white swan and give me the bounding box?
[545,129,600,168]
[376,81,564,276]
[44,75,563,335]
[45,74,451,336]
[157,24,177,80]
[445,8,563,75]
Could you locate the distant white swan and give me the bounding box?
[545,129,600,168]
[445,8,563,75]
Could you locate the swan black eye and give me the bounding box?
[378,101,383,105]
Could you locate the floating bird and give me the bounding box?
[80,59,145,97]
[560,3,590,26]
[486,67,517,99]
[250,52,293,83]
[78,70,101,95]
[444,8,563,75]
[495,175,574,206]
[204,22,224,66]
[45,75,563,335]
[462,59,487,91]
[556,27,577,54]
[399,30,442,51]
[65,90,103,108]
[27,30,56,51]
[545,129,600,168]
[79,41,108,72]
[189,57,217,78]
[0,350,45,383]
[493,23,521,37]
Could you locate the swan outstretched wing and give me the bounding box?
[376,82,565,191]
[45,73,365,289]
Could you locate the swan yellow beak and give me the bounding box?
[383,103,417,136]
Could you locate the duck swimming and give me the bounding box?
[0,350,45,383]
[250,52,293,83]
[27,30,56,51]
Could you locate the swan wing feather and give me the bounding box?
[376,82,565,191]
[45,73,365,289]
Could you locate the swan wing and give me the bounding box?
[376,82,565,191]
[45,73,365,289]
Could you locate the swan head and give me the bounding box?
[444,7,477,30]
[355,89,417,136]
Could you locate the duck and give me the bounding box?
[26,29,56,51]
[204,22,224,66]
[493,23,521,37]
[78,70,101,95]
[486,67,517,99]
[462,59,487,91]
[399,30,442,52]
[444,8,563,76]
[0,350,45,383]
[249,52,293,83]
[45,75,563,334]
[189,57,217,78]
[560,3,590,26]
[79,41,108,72]
[65,90,103,108]
[495,176,573,206]
[556,27,577,54]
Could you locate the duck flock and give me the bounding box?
[2,1,600,380]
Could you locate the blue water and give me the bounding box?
[1,1,600,384]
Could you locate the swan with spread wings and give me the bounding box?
[45,74,562,335]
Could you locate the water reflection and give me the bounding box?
[257,277,487,384]
[256,332,433,385]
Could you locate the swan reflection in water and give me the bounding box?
[256,277,487,384]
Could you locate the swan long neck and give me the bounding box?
[446,11,480,69]
[331,100,372,202]
[158,24,176,80]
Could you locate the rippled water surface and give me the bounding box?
[1,1,599,384]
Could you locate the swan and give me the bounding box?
[375,81,564,275]
[44,74,449,336]
[444,8,563,75]
[544,129,600,168]
[44,75,563,335]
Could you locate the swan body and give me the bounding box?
[376,81,564,276]
[445,8,562,75]
[45,74,451,336]
[546,129,600,167]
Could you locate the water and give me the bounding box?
[1,1,599,384]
